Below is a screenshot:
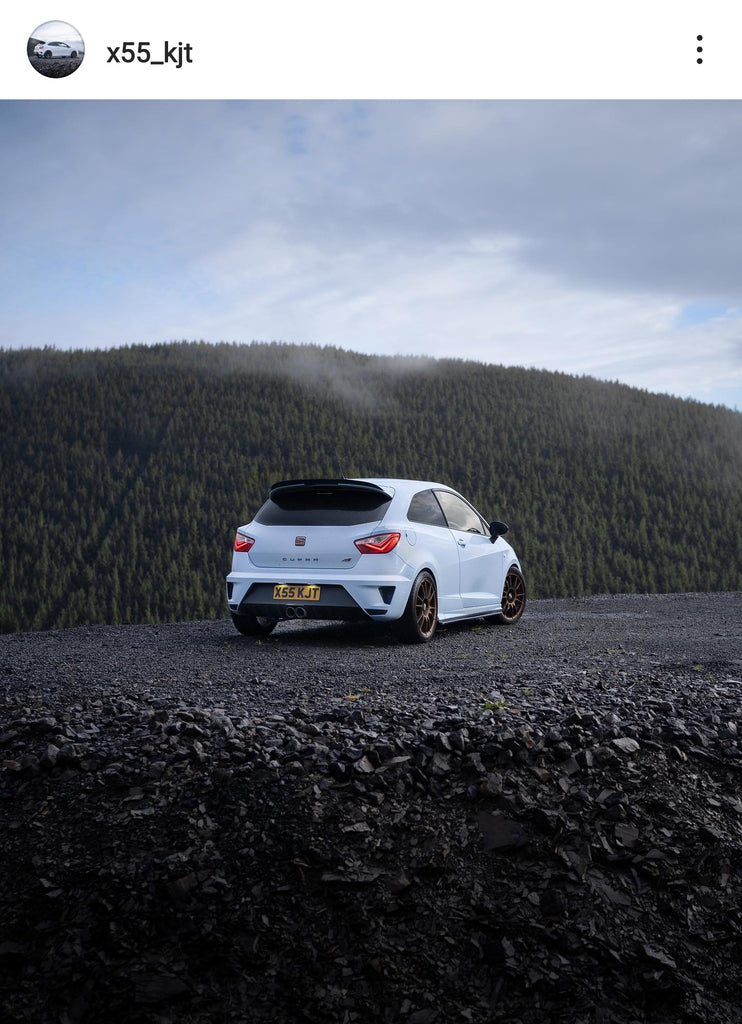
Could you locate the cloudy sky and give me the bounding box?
[30,21,84,44]
[1,100,740,409]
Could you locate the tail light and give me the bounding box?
[354,532,401,555]
[234,530,255,552]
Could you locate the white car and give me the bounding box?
[34,40,83,59]
[226,478,526,642]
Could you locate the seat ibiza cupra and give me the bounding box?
[226,478,526,642]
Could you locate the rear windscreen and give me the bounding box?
[255,487,392,526]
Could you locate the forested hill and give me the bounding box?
[1,341,741,633]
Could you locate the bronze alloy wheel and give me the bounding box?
[415,574,437,635]
[496,567,526,624]
[400,570,438,642]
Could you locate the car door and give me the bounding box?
[434,490,507,612]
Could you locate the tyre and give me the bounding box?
[492,567,526,625]
[230,610,277,637]
[44,51,52,58]
[398,570,438,643]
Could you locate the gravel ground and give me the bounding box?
[27,56,83,78]
[1,593,741,1023]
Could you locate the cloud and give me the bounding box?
[0,100,740,409]
[30,21,84,45]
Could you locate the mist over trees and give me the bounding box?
[1,341,740,633]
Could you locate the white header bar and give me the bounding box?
[3,1,741,100]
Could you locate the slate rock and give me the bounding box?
[477,811,528,851]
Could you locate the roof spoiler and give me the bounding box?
[269,478,392,498]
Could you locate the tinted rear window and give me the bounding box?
[255,487,392,526]
[407,489,447,528]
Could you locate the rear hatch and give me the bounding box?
[247,479,394,570]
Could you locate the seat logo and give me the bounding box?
[295,536,306,546]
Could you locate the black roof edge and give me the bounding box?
[269,478,391,497]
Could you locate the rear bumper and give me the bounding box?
[226,568,414,622]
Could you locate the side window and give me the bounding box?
[407,489,447,528]
[435,490,487,534]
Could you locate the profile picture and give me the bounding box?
[28,21,85,78]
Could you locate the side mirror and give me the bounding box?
[489,520,508,543]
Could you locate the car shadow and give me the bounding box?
[223,619,397,649]
[221,616,494,649]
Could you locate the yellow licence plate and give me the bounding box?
[273,584,321,601]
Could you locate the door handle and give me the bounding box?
[458,539,466,547]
